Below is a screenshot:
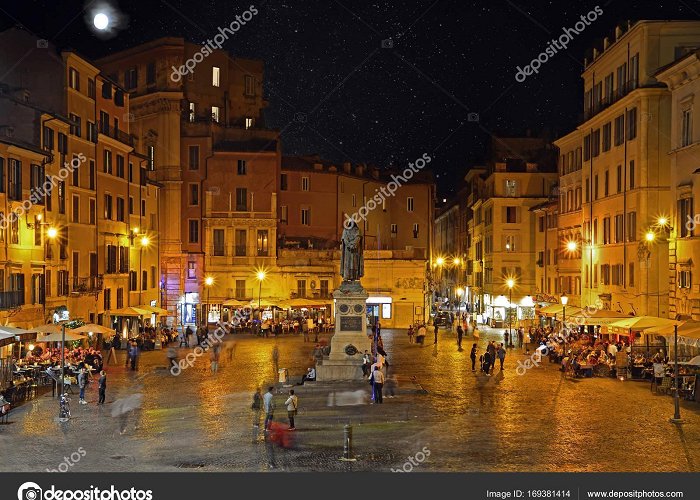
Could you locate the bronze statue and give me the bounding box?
[340,220,364,281]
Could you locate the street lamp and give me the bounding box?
[506,278,515,346]
[138,234,150,306]
[204,276,214,325]
[456,287,464,317]
[256,270,266,311]
[566,240,578,252]
[561,293,568,360]
[47,227,58,239]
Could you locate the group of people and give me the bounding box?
[469,341,507,375]
[252,386,299,435]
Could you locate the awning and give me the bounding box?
[0,327,35,348]
[71,324,116,335]
[537,304,582,317]
[33,324,64,335]
[646,321,700,347]
[566,309,630,326]
[278,298,330,308]
[109,307,151,317]
[608,316,682,333]
[136,305,169,316]
[222,299,250,307]
[35,331,84,342]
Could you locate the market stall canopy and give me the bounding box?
[684,355,700,366]
[35,331,84,342]
[608,316,682,332]
[566,309,630,325]
[278,298,330,308]
[647,321,700,348]
[250,299,279,309]
[136,305,169,316]
[0,332,17,347]
[537,304,582,317]
[109,307,151,317]
[33,323,64,334]
[71,323,115,335]
[222,299,250,307]
[0,325,35,336]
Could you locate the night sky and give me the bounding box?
[1,0,698,197]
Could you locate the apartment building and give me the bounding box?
[556,20,700,317]
[0,27,161,329]
[532,199,561,307]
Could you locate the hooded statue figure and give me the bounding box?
[340,219,364,281]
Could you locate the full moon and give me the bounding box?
[94,13,109,30]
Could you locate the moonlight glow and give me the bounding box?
[94,13,109,30]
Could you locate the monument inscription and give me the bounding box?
[339,316,363,332]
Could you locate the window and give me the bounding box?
[630,53,639,88]
[603,217,610,244]
[212,66,220,87]
[34,216,41,246]
[235,188,247,211]
[189,184,199,205]
[125,67,137,90]
[119,246,129,273]
[614,214,624,243]
[301,177,310,191]
[128,196,134,215]
[103,149,112,174]
[320,279,329,298]
[629,263,635,287]
[211,106,220,123]
[72,195,80,223]
[235,279,246,299]
[57,271,69,296]
[189,220,199,243]
[44,270,51,297]
[505,180,517,196]
[43,126,54,151]
[583,134,591,161]
[58,132,67,154]
[237,160,247,175]
[505,235,515,252]
[129,271,137,291]
[87,78,96,99]
[604,73,614,102]
[679,198,694,237]
[99,111,109,134]
[280,173,288,191]
[104,194,113,220]
[682,108,693,147]
[301,208,311,225]
[151,266,156,289]
[505,207,517,223]
[235,229,246,256]
[146,62,156,86]
[592,129,600,157]
[390,223,397,235]
[585,178,590,202]
[538,216,545,232]
[626,107,637,140]
[147,145,155,171]
[280,205,288,224]
[407,197,414,212]
[604,170,609,196]
[8,159,21,200]
[86,121,97,143]
[188,145,199,170]
[58,181,65,214]
[245,117,253,129]
[106,245,117,274]
[141,199,146,216]
[297,280,306,298]
[116,197,125,222]
[601,264,610,285]
[629,160,635,189]
[189,102,195,123]
[89,160,95,189]
[616,62,627,93]
[30,164,45,203]
[615,165,622,193]
[187,262,196,279]
[352,194,357,207]
[257,230,269,256]
[602,122,611,152]
[594,175,599,200]
[89,199,96,225]
[68,68,80,90]
[593,219,598,244]
[213,229,225,256]
[612,264,625,286]
[679,270,692,289]
[69,113,81,137]
[142,271,148,291]
[614,114,625,145]
[626,212,636,242]
[103,288,111,310]
[413,223,419,238]
[244,75,255,96]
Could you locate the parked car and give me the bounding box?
[434,312,451,327]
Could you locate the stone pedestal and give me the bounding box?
[316,281,370,381]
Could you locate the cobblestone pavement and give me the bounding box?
[1,326,698,472]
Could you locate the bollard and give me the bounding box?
[340,424,357,461]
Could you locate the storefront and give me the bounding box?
[366,296,392,328]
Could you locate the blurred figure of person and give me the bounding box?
[371,365,384,403]
[385,374,398,398]
[97,370,107,405]
[251,387,263,443]
[263,386,275,430]
[407,324,414,344]
[285,389,298,430]
[416,324,427,345]
[497,343,506,370]
[470,344,478,371]
[210,342,221,373]
[78,367,88,405]
[362,350,371,377]
[128,341,139,371]
[457,324,464,349]
[434,323,439,344]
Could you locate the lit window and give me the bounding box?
[212,66,220,87]
[189,102,195,123]
[407,197,414,212]
[211,106,220,123]
[245,117,254,129]
[301,177,310,191]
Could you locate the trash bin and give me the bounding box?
[278,368,288,384]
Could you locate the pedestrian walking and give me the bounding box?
[473,325,480,342]
[128,341,139,371]
[517,329,524,348]
[263,386,274,430]
[78,367,88,404]
[272,345,279,374]
[251,387,263,442]
[210,342,221,373]
[470,344,477,371]
[302,322,309,343]
[407,325,414,344]
[487,341,497,373]
[497,343,506,370]
[504,330,510,347]
[361,350,371,377]
[457,325,464,349]
[482,350,492,375]
[434,323,439,344]
[285,389,298,430]
[370,365,384,403]
[97,370,107,405]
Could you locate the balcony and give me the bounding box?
[0,290,24,310]
[98,121,136,146]
[71,276,104,294]
[583,80,640,122]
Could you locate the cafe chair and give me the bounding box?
[656,377,673,395]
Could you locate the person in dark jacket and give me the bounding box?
[457,325,464,349]
[470,344,477,371]
[97,370,107,405]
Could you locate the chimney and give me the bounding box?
[313,162,323,171]
[615,26,623,40]
[593,47,599,59]
[343,162,352,174]
[355,164,365,176]
[603,37,610,50]
[371,167,379,179]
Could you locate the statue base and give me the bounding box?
[316,281,370,381]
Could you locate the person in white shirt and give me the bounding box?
[370,366,385,403]
[263,386,274,430]
[284,389,298,430]
[299,367,316,385]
